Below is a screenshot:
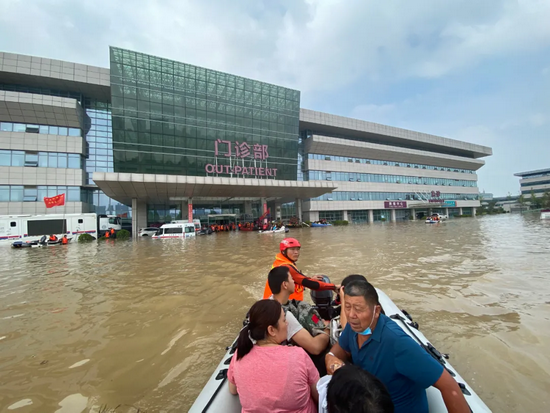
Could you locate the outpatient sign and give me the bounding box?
[205,139,278,177]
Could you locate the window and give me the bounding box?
[11,222,17,227]
[185,226,194,233]
[24,153,39,167]
[13,123,26,132]
[0,122,13,132]
[165,227,183,234]
[26,125,39,133]
[78,219,83,223]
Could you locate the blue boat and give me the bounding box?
[311,223,332,227]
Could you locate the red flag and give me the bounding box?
[44,194,65,208]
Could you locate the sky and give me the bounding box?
[1,0,549,196]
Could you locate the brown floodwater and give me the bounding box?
[0,214,549,412]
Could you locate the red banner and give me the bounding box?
[44,194,65,208]
[188,203,193,221]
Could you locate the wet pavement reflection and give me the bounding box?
[0,214,549,412]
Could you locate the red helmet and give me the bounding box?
[280,238,301,252]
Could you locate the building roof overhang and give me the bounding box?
[93,172,337,206]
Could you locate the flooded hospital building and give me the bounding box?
[0,48,492,230]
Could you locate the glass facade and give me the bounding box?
[307,153,475,174]
[0,121,81,136]
[307,171,476,187]
[349,210,369,223]
[0,150,83,169]
[110,47,301,180]
[312,191,479,201]
[318,211,343,222]
[0,185,84,202]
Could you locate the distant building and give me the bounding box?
[514,168,550,199]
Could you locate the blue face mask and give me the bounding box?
[358,306,378,336]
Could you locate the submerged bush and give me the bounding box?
[77,233,95,242]
[116,229,131,240]
[332,220,349,226]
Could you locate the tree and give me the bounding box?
[542,190,550,208]
[530,190,540,209]
[507,192,512,201]
[518,194,526,212]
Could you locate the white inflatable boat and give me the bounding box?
[258,226,289,234]
[189,289,491,413]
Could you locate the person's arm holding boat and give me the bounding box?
[432,369,471,413]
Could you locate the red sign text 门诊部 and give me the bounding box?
[205,139,277,177]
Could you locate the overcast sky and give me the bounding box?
[1,0,549,196]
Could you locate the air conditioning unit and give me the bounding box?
[349,178,354,181]
[358,198,363,201]
[356,179,361,182]
[325,156,331,161]
[350,198,356,201]
[327,198,333,201]
[326,177,332,181]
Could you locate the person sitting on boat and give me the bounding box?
[268,267,330,355]
[49,234,58,242]
[228,299,319,413]
[317,363,394,413]
[334,274,368,329]
[325,280,470,413]
[262,238,339,301]
[61,235,68,245]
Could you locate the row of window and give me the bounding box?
[520,179,550,187]
[307,171,477,187]
[0,150,83,169]
[520,188,550,195]
[311,192,479,201]
[0,122,81,137]
[0,186,84,202]
[307,153,475,174]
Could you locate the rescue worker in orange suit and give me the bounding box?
[262,238,339,301]
[61,235,68,245]
[110,227,115,238]
[105,230,110,238]
[49,234,58,242]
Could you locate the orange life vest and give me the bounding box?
[62,237,68,245]
[262,253,305,301]
[105,231,110,238]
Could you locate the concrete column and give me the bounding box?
[181,201,187,220]
[244,200,252,215]
[391,209,396,222]
[445,208,449,217]
[472,206,477,217]
[260,197,268,226]
[295,198,303,222]
[342,210,348,222]
[131,198,147,239]
[274,201,282,220]
[188,197,193,221]
[459,207,463,215]
[428,208,433,215]
[308,211,319,222]
[368,209,374,223]
[411,209,416,221]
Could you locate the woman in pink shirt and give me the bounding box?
[228,299,320,413]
